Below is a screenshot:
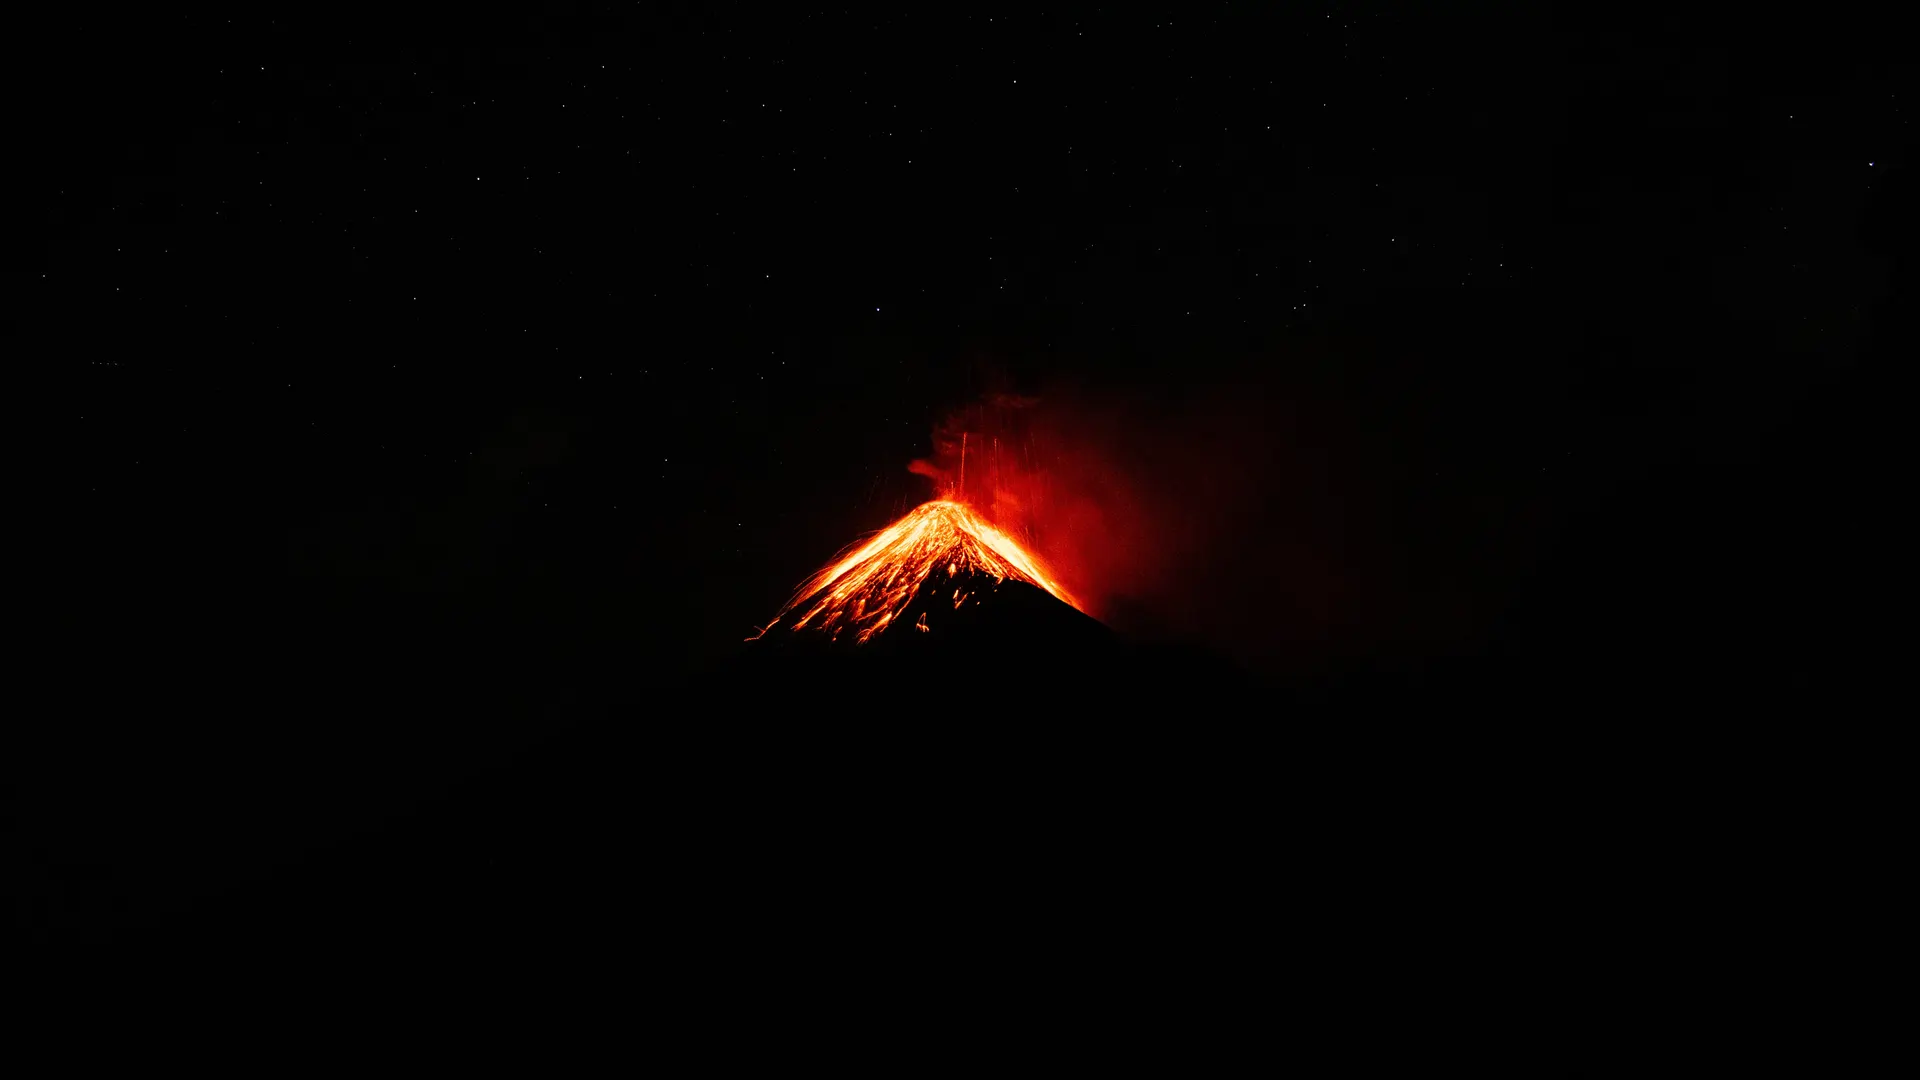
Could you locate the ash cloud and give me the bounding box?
[909,367,1541,679]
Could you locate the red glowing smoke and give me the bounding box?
[897,372,1528,676]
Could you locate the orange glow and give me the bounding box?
[753,500,1079,644]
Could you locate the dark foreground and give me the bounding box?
[16,615,1776,1017]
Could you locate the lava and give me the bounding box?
[753,500,1078,644]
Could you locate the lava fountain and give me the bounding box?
[752,500,1080,645]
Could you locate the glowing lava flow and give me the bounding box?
[754,500,1078,644]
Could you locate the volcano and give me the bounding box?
[750,500,1106,651]
[735,498,1246,717]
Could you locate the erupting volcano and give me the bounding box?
[753,499,1081,645]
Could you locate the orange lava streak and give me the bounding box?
[757,500,1078,644]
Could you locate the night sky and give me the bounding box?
[18,6,1907,989]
